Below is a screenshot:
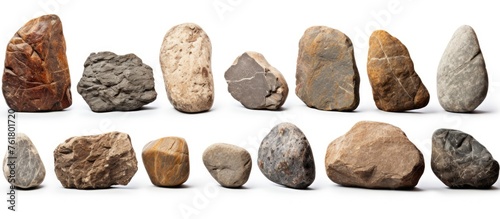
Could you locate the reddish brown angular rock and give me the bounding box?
[325,121,425,189]
[2,14,71,111]
[367,30,429,112]
[54,132,138,189]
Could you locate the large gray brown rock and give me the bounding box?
[325,121,425,189]
[367,30,429,112]
[203,143,252,188]
[432,129,499,188]
[437,25,488,113]
[3,133,45,189]
[54,132,138,189]
[2,14,72,112]
[225,52,288,110]
[258,123,315,189]
[160,23,214,113]
[296,26,360,111]
[77,52,157,112]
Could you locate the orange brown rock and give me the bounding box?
[142,137,190,187]
[2,14,71,111]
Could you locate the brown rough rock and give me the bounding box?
[160,23,214,113]
[2,14,71,111]
[54,132,138,189]
[142,137,189,187]
[367,30,429,112]
[325,121,425,189]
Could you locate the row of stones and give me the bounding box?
[2,15,488,113]
[4,121,498,190]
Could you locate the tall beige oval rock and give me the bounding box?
[160,23,214,113]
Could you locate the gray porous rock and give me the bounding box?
[225,52,288,110]
[437,25,488,112]
[77,51,157,112]
[432,129,499,188]
[258,123,315,189]
[203,143,252,187]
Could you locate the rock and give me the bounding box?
[296,26,360,111]
[437,25,488,112]
[225,52,288,110]
[54,132,138,189]
[3,133,45,189]
[160,23,214,113]
[258,123,315,189]
[367,30,429,112]
[203,143,252,188]
[432,129,499,188]
[325,121,425,189]
[77,52,157,112]
[2,14,71,112]
[142,137,189,187]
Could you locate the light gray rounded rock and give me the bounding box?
[437,25,488,112]
[203,143,251,188]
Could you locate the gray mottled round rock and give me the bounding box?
[77,52,157,112]
[160,23,214,113]
[437,25,488,112]
[296,26,360,111]
[258,122,315,189]
[432,129,499,188]
[325,121,425,189]
[225,51,288,110]
[203,143,252,188]
[3,133,45,189]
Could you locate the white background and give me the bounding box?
[1,0,499,218]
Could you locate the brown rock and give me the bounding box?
[325,121,425,189]
[160,23,214,113]
[367,30,429,112]
[54,132,138,189]
[2,14,71,112]
[142,137,189,187]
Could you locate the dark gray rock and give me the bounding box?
[437,25,488,112]
[225,52,288,110]
[203,143,252,188]
[432,129,499,188]
[296,26,360,111]
[77,52,157,112]
[3,133,45,189]
[258,122,315,189]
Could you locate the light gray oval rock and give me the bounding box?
[258,122,315,189]
[432,129,499,188]
[296,26,360,111]
[160,23,214,113]
[437,25,488,112]
[203,143,252,188]
[77,52,157,112]
[3,133,45,189]
[225,52,288,110]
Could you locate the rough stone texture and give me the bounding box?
[142,137,189,187]
[367,30,429,112]
[325,121,425,189]
[2,14,72,112]
[3,133,45,189]
[437,25,488,113]
[432,129,499,189]
[54,132,138,189]
[160,23,214,113]
[296,26,360,111]
[258,123,315,189]
[77,52,157,112]
[225,52,288,110]
[203,143,252,188]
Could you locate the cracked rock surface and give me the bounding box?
[2,14,72,111]
[203,143,251,188]
[77,52,157,112]
[367,30,429,112]
[225,52,288,110]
